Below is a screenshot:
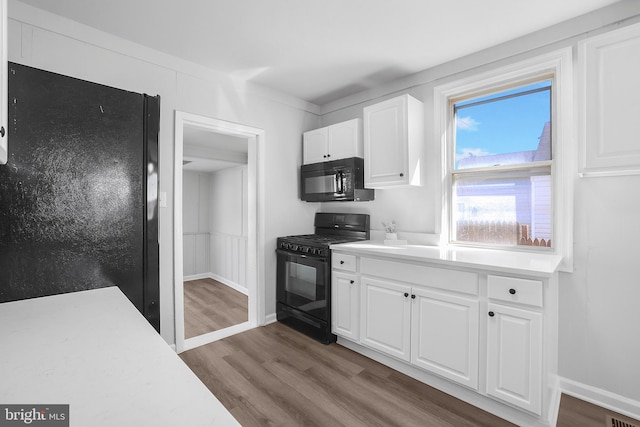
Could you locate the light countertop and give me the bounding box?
[330,241,563,276]
[0,287,239,427]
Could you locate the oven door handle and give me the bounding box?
[276,249,327,263]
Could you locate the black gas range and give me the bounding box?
[276,213,370,344]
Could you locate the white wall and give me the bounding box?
[182,166,249,291]
[317,0,640,408]
[210,166,247,237]
[209,166,248,290]
[183,167,248,290]
[7,0,321,344]
[182,171,211,277]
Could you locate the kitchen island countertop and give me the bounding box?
[0,286,239,426]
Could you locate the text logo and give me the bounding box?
[0,405,69,427]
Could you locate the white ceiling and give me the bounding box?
[184,126,248,153]
[182,126,248,173]
[16,0,621,106]
[182,157,241,173]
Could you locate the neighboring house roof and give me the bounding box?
[458,122,551,169]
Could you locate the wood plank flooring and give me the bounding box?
[180,322,516,427]
[557,393,640,427]
[182,322,640,427]
[183,278,248,339]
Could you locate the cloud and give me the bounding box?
[456,148,492,163]
[457,116,480,131]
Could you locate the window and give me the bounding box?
[434,49,574,269]
[451,80,553,248]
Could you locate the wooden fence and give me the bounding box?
[456,220,551,247]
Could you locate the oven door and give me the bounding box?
[276,249,329,321]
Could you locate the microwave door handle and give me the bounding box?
[336,171,345,194]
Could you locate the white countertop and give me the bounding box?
[331,241,562,276]
[0,287,239,427]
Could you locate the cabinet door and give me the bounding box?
[360,276,411,362]
[579,23,640,175]
[302,127,328,164]
[486,303,542,415]
[411,288,479,389]
[331,271,359,340]
[327,118,361,161]
[364,96,407,187]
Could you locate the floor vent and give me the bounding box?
[606,415,640,427]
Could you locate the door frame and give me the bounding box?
[173,111,265,353]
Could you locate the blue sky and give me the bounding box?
[455,80,551,166]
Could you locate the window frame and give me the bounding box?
[451,77,554,249]
[434,48,574,272]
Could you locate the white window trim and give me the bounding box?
[434,48,574,272]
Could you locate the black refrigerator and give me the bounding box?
[0,63,160,332]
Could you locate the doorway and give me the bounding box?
[174,111,265,353]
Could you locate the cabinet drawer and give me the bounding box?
[487,275,543,308]
[332,253,357,272]
[360,257,478,295]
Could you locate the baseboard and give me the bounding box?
[559,377,640,422]
[264,313,277,325]
[207,273,249,295]
[183,273,249,296]
[183,273,211,282]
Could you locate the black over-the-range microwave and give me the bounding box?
[300,157,375,202]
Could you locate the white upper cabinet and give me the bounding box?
[579,22,640,176]
[0,0,7,165]
[302,118,362,165]
[363,94,424,187]
[328,119,362,161]
[302,127,328,164]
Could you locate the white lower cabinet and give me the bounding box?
[358,275,479,389]
[331,271,360,340]
[360,276,412,362]
[411,288,479,390]
[331,250,557,425]
[486,302,543,415]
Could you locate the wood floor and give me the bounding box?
[181,322,640,427]
[557,393,640,427]
[181,322,515,426]
[183,278,248,339]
